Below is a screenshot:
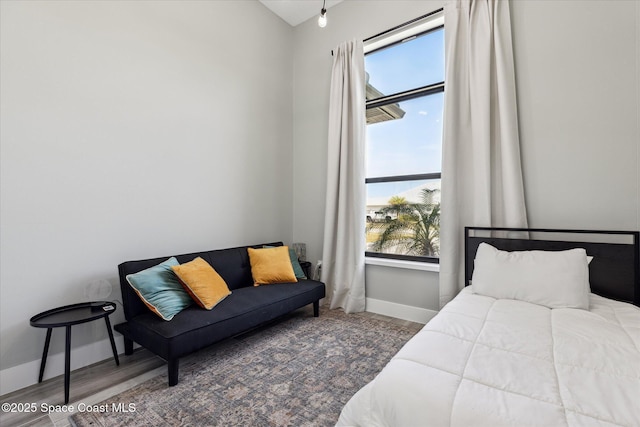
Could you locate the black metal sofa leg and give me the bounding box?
[124,338,134,356]
[168,358,179,386]
[313,300,320,317]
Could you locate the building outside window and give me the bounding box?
[364,12,444,263]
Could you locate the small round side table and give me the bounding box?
[30,301,120,404]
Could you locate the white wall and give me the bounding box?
[512,1,639,231]
[0,0,293,394]
[291,1,640,317]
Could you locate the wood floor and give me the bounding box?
[0,347,165,427]
[0,308,423,427]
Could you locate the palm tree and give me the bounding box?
[386,196,407,220]
[367,188,440,257]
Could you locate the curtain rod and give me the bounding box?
[363,8,443,43]
[331,7,444,56]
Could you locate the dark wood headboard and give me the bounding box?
[465,227,640,307]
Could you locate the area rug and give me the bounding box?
[70,307,421,427]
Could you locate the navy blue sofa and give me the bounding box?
[113,242,325,386]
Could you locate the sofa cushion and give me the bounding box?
[248,246,297,286]
[126,280,325,359]
[172,257,231,310]
[125,257,193,321]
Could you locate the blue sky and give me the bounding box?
[365,28,444,200]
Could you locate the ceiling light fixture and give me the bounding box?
[318,0,327,28]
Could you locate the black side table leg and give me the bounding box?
[38,328,52,383]
[64,325,71,404]
[104,316,119,366]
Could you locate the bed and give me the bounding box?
[337,227,640,427]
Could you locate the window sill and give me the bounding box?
[365,256,440,272]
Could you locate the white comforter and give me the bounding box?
[337,288,640,427]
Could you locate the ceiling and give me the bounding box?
[258,0,344,27]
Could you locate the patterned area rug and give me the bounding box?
[69,307,421,427]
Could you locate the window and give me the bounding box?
[365,11,444,263]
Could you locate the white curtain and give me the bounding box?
[321,39,366,313]
[440,0,528,307]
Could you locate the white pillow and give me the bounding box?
[471,243,591,309]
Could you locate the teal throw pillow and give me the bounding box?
[288,247,307,279]
[126,257,193,321]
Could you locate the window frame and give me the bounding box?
[364,12,444,264]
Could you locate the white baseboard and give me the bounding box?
[0,336,126,396]
[365,298,438,325]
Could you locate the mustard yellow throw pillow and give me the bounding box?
[172,257,231,310]
[247,246,298,286]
